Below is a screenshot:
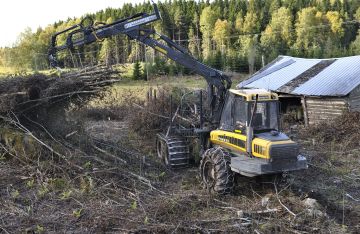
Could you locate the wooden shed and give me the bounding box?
[237,55,360,125]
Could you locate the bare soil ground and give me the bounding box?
[291,114,360,231]
[1,115,355,233]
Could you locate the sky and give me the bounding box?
[0,0,145,47]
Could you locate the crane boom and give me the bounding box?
[48,2,231,123]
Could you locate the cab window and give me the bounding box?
[233,96,247,131]
[248,101,279,132]
[219,93,234,131]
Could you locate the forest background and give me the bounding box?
[1,0,360,76]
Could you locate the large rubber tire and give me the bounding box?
[199,147,234,194]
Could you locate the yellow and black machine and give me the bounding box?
[202,88,307,193]
[49,1,307,194]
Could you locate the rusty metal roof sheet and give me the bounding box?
[237,55,360,96]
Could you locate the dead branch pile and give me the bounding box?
[0,68,169,231]
[0,108,169,233]
[0,65,120,114]
[301,111,360,147]
[123,86,207,138]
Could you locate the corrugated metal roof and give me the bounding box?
[237,55,360,96]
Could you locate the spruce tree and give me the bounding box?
[132,61,142,80]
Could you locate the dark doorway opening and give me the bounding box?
[279,96,304,125]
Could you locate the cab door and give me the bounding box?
[211,94,248,153]
[219,93,235,131]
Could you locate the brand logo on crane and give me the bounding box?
[124,15,158,29]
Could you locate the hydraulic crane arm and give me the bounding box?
[48,4,162,67]
[48,2,232,123]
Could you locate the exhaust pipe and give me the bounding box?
[246,126,254,156]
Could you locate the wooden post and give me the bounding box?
[149,87,153,101]
[301,96,309,127]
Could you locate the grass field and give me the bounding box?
[0,66,65,77]
[89,73,248,107]
[0,66,17,76]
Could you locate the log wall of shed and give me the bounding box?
[305,97,349,125]
[349,85,360,111]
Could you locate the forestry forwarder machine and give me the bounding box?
[48,2,307,194]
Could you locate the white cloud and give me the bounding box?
[0,0,146,47]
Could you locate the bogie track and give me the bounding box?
[156,134,191,168]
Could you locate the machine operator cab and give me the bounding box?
[210,88,307,177]
[219,89,279,134]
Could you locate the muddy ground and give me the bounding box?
[0,113,358,233]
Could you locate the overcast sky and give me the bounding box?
[0,0,146,47]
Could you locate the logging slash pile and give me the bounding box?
[126,86,205,138]
[0,65,120,114]
[301,111,360,147]
[0,66,173,232]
